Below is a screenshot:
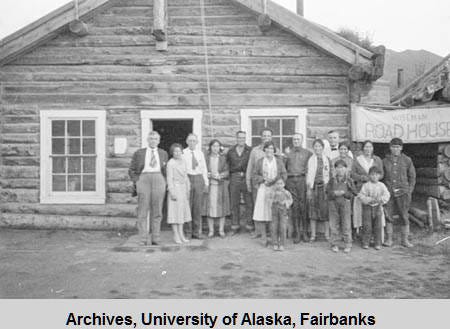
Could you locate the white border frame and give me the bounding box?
[40,110,106,204]
[140,110,203,147]
[240,108,308,147]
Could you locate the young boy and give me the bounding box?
[358,166,391,250]
[269,178,293,251]
[327,159,356,253]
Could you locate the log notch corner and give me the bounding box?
[349,45,386,103]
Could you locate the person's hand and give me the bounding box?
[169,192,177,201]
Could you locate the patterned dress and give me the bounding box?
[206,154,230,218]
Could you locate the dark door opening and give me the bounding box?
[152,119,193,154]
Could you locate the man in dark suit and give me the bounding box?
[129,131,168,245]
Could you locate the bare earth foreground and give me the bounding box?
[0,228,449,298]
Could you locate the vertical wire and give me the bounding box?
[199,0,214,138]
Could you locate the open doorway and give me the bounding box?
[152,119,193,155]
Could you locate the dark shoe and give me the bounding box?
[152,29,166,41]
[293,236,301,244]
[192,234,206,240]
[151,241,160,246]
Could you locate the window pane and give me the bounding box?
[82,138,95,154]
[68,175,81,191]
[83,175,96,191]
[251,119,265,136]
[267,119,280,135]
[83,157,96,173]
[52,121,65,136]
[282,119,295,135]
[67,120,80,136]
[282,137,293,151]
[68,138,81,154]
[272,137,280,151]
[52,175,66,191]
[52,157,66,174]
[82,120,95,137]
[68,157,81,173]
[251,137,260,147]
[52,138,65,154]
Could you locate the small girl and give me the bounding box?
[269,177,293,251]
[166,143,191,244]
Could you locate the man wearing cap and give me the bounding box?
[227,131,253,234]
[383,138,416,247]
[284,133,312,243]
[129,131,168,246]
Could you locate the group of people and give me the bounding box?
[129,129,416,253]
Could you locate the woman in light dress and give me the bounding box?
[351,140,384,234]
[166,143,191,244]
[252,141,287,246]
[205,139,230,238]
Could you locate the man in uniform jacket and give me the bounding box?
[129,131,168,245]
[383,138,416,248]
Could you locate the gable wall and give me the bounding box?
[0,0,351,224]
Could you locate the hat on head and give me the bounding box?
[390,137,403,146]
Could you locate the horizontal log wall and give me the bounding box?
[0,0,352,221]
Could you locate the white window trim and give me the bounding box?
[140,110,203,147]
[240,108,308,147]
[40,110,106,204]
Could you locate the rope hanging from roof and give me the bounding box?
[199,0,214,138]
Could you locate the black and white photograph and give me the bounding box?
[0,0,449,300]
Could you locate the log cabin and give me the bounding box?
[391,54,450,207]
[0,0,388,230]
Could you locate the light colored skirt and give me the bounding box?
[253,184,273,222]
[167,183,192,224]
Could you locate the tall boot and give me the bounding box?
[383,222,393,247]
[207,218,214,238]
[401,224,413,248]
[219,217,226,238]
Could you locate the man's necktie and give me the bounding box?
[150,149,157,168]
[191,151,199,169]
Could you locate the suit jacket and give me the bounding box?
[205,153,229,185]
[252,156,287,187]
[129,147,169,196]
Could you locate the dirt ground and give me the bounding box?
[0,227,449,298]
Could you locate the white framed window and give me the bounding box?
[240,108,307,151]
[40,110,106,204]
